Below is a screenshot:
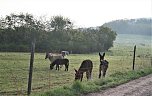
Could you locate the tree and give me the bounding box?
[49,16,72,31]
[0,13,46,52]
[97,26,117,51]
[0,14,117,53]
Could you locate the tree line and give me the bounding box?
[0,13,117,53]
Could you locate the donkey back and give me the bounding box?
[79,60,93,72]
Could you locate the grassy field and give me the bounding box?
[0,34,151,95]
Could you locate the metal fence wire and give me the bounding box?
[0,47,151,95]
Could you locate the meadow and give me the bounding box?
[0,34,151,95]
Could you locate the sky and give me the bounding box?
[0,0,151,28]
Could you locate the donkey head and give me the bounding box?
[74,69,82,81]
[99,52,105,60]
[45,52,49,59]
[50,64,54,70]
[45,52,53,59]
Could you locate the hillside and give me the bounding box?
[114,34,151,46]
[103,18,151,35]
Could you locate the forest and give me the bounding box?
[103,18,151,35]
[0,13,117,53]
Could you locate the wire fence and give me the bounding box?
[0,46,152,95]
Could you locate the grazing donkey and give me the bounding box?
[45,52,64,68]
[99,52,109,78]
[45,52,64,62]
[74,60,93,81]
[50,59,69,71]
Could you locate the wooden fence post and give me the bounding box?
[27,41,35,95]
[150,56,152,66]
[132,45,136,70]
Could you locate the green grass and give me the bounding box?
[40,68,152,96]
[0,34,152,95]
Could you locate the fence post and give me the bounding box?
[132,45,136,70]
[150,56,152,66]
[27,41,35,95]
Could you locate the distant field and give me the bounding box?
[0,34,151,95]
[114,34,151,46]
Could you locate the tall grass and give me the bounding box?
[41,67,152,96]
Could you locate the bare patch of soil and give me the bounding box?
[84,74,152,96]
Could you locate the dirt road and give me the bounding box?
[84,74,152,96]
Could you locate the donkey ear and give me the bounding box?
[103,52,105,57]
[99,52,101,56]
[74,68,77,73]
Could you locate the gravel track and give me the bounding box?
[84,74,152,96]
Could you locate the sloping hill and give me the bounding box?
[103,18,152,35]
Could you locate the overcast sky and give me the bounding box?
[0,0,151,27]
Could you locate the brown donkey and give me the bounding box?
[74,60,93,81]
[99,52,109,78]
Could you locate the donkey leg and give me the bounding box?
[89,71,92,80]
[64,65,66,71]
[65,62,69,71]
[56,64,59,71]
[50,64,51,70]
[67,65,68,71]
[99,65,102,78]
[80,74,83,81]
[87,71,92,80]
[103,66,108,77]
[66,65,68,71]
[86,72,89,80]
[102,66,105,77]
[55,65,58,70]
[67,63,69,71]
[58,65,60,71]
[99,72,101,78]
[103,71,105,77]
